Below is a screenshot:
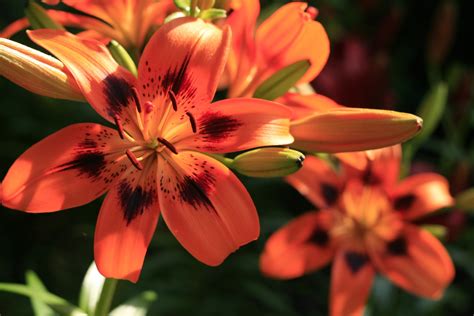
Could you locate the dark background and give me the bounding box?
[1,0,474,315]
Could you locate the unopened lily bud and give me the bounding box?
[25,0,64,31]
[291,108,423,153]
[232,148,305,178]
[198,0,215,10]
[107,40,138,76]
[42,0,61,4]
[0,38,83,101]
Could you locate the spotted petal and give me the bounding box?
[28,30,142,138]
[157,151,259,266]
[371,225,454,299]
[174,98,293,153]
[260,211,334,279]
[330,250,374,316]
[95,159,160,282]
[2,124,130,212]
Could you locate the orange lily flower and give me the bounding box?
[1,18,293,282]
[1,0,175,50]
[260,146,455,316]
[223,2,422,153]
[223,1,329,98]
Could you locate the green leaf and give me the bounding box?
[411,82,448,149]
[78,262,106,315]
[25,0,65,31]
[253,60,310,101]
[456,187,474,212]
[198,8,227,20]
[0,283,85,316]
[110,291,157,316]
[174,0,190,10]
[25,271,56,316]
[421,224,447,240]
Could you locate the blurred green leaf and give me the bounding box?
[455,187,474,212]
[110,291,157,316]
[174,0,190,10]
[0,283,85,315]
[78,262,105,315]
[25,270,56,316]
[412,82,448,149]
[25,0,65,31]
[421,224,447,240]
[254,60,310,101]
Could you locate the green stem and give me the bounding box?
[190,0,198,17]
[94,278,118,316]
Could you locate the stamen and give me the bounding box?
[305,6,318,20]
[144,101,154,114]
[186,112,197,133]
[157,137,178,154]
[131,87,142,113]
[126,149,143,170]
[113,115,125,139]
[168,90,178,111]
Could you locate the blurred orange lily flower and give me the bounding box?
[223,1,329,98]
[223,2,422,153]
[260,146,455,316]
[1,0,175,50]
[1,18,293,282]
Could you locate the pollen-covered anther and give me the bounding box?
[131,87,142,113]
[113,115,125,139]
[125,149,143,170]
[186,112,197,133]
[168,90,178,111]
[157,137,178,154]
[304,6,318,20]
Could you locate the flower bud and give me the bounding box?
[232,148,305,178]
[107,40,137,76]
[0,38,83,101]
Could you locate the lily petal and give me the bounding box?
[260,211,335,279]
[137,18,230,139]
[2,123,130,212]
[95,159,160,283]
[291,108,422,153]
[0,38,83,101]
[256,2,329,84]
[158,151,259,266]
[390,173,454,220]
[372,224,454,299]
[224,0,259,96]
[174,98,293,153]
[277,92,340,120]
[286,156,342,209]
[330,250,374,316]
[28,29,142,138]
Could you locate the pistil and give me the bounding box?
[131,87,142,113]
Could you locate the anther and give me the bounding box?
[168,90,178,111]
[113,115,125,140]
[186,112,197,133]
[305,6,318,20]
[144,101,154,114]
[126,149,143,170]
[157,137,178,154]
[131,87,142,113]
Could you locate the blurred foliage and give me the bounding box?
[1,0,474,315]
